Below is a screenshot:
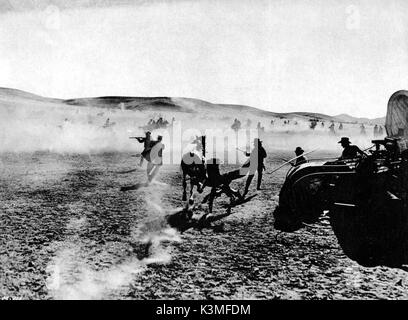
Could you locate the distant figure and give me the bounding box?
[135,131,152,166]
[310,119,318,130]
[338,137,365,160]
[294,147,307,166]
[103,118,113,128]
[329,122,335,135]
[270,119,274,126]
[242,138,267,195]
[256,121,265,134]
[360,123,366,135]
[338,123,343,130]
[373,124,378,136]
[321,122,325,127]
[231,118,242,132]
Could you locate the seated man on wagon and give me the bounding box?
[293,147,308,166]
[338,137,366,160]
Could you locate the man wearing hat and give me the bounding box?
[241,138,267,196]
[338,137,365,160]
[134,131,152,166]
[294,147,307,166]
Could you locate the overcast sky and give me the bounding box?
[0,0,407,118]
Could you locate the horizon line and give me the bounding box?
[0,85,386,121]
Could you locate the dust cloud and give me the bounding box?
[0,95,383,161]
[46,181,182,300]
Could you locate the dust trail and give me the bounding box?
[46,180,182,300]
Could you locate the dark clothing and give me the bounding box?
[294,156,307,166]
[244,170,263,192]
[204,164,241,213]
[341,145,364,159]
[244,146,267,171]
[243,145,267,194]
[258,146,267,168]
[136,136,152,158]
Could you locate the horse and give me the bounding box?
[180,135,207,201]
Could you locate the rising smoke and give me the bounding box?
[46,181,181,300]
[0,95,381,160]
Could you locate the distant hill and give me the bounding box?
[333,113,385,125]
[0,87,61,104]
[0,87,385,124]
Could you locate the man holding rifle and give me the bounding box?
[130,131,151,166]
[130,132,165,182]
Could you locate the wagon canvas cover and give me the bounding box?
[386,90,408,138]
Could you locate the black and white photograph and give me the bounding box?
[0,0,408,304]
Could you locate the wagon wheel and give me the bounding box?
[329,176,408,267]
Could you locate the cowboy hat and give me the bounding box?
[338,137,351,144]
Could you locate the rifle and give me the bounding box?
[236,147,249,155]
[129,136,145,141]
[268,148,319,174]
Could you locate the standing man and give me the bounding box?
[147,135,165,182]
[328,122,335,135]
[373,125,379,137]
[241,138,267,196]
[134,131,151,166]
[338,137,366,160]
[360,123,366,135]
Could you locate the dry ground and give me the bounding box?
[1,151,408,300]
